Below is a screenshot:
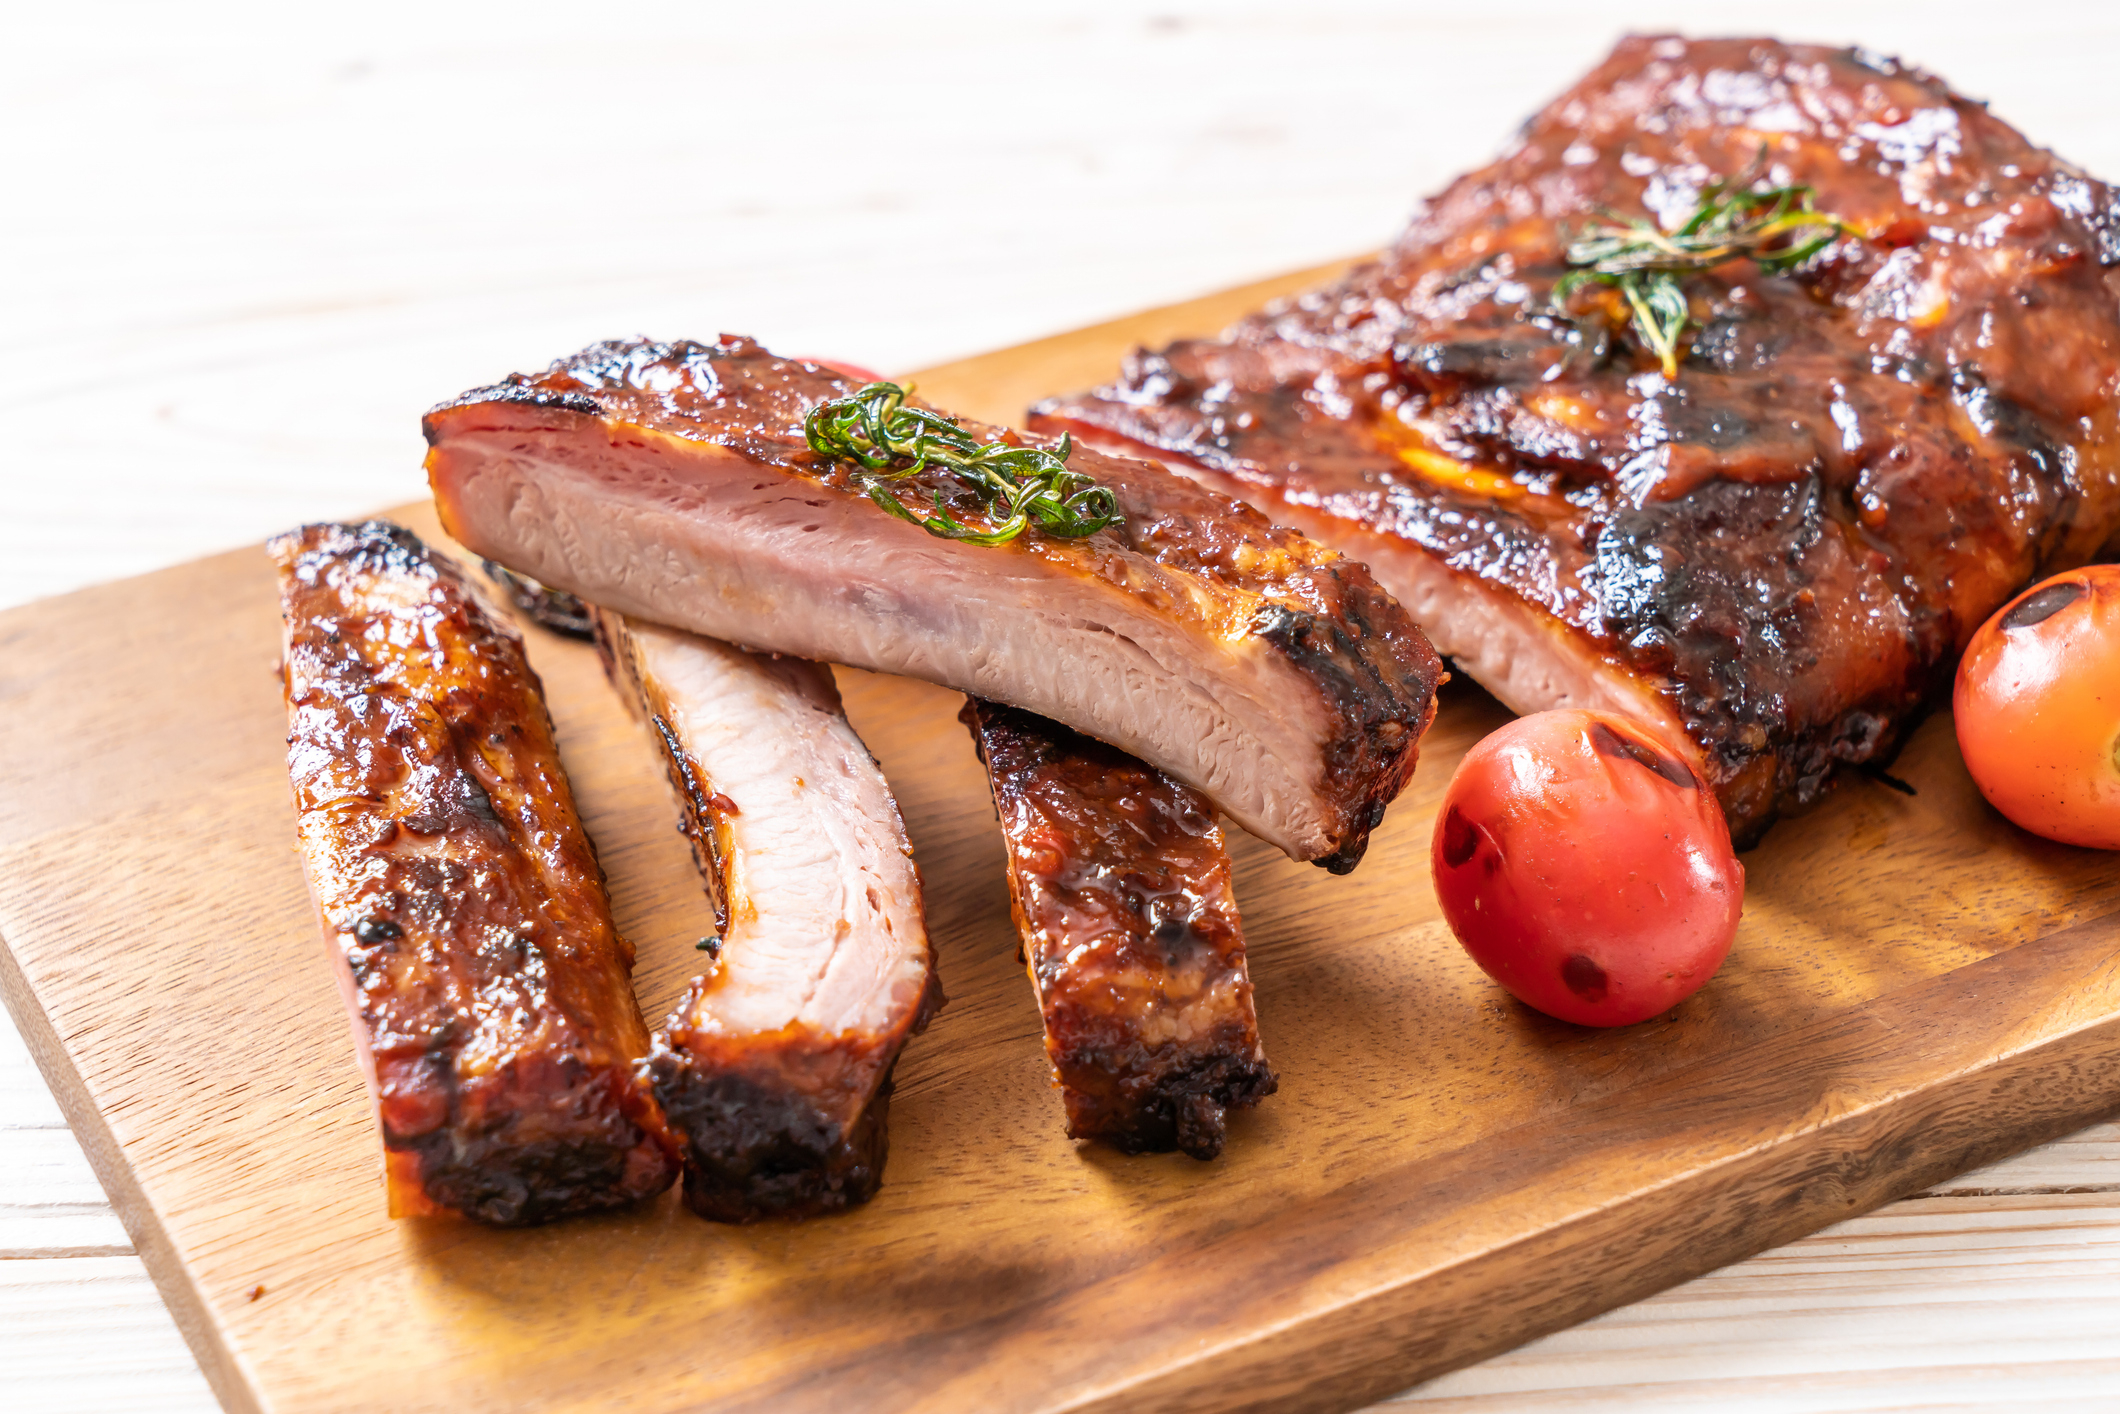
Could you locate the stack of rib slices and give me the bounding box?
[274,32,2120,1227]
[276,337,1443,1224]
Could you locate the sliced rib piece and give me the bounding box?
[593,608,940,1221]
[1031,36,2120,845]
[271,520,678,1225]
[423,336,1444,873]
[962,700,1273,1159]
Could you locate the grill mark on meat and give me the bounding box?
[593,608,940,1222]
[962,699,1273,1160]
[423,336,1444,872]
[482,559,597,640]
[271,521,679,1226]
[1031,35,2120,843]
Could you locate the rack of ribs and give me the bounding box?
[594,609,941,1220]
[1031,35,2120,844]
[423,336,1444,873]
[272,521,679,1225]
[963,700,1273,1159]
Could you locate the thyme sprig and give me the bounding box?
[803,381,1123,546]
[1555,161,1852,377]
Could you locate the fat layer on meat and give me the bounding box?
[272,521,679,1225]
[1032,36,2120,843]
[595,609,939,1221]
[423,336,1444,873]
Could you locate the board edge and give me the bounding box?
[0,921,263,1414]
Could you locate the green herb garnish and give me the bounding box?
[1555,159,1852,377]
[803,382,1122,547]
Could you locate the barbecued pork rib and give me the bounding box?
[272,521,679,1225]
[1032,35,2120,844]
[963,700,1273,1159]
[593,609,940,1220]
[423,336,1444,873]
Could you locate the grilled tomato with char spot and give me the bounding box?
[1431,710,1744,1027]
[1955,566,2120,850]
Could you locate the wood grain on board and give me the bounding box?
[3,274,2119,1414]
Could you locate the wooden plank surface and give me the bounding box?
[5,261,2120,1410]
[12,4,2120,1411]
[1394,1192,2120,1411]
[15,1,2120,611]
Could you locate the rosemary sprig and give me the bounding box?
[803,381,1122,546]
[1555,161,1852,377]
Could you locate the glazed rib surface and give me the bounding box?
[595,610,939,1220]
[964,700,1273,1158]
[272,520,678,1225]
[1033,35,2120,842]
[424,336,1444,872]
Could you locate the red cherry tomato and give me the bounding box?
[1954,565,2120,849]
[1431,709,1744,1027]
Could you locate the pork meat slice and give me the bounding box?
[593,608,940,1221]
[963,699,1273,1159]
[1031,35,2120,844]
[272,521,679,1225]
[423,336,1444,873]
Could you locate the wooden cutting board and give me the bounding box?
[4,265,2119,1414]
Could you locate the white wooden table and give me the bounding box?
[7,3,2120,1409]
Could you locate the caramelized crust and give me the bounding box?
[1033,36,2120,842]
[424,336,1444,872]
[272,521,678,1225]
[963,700,1274,1159]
